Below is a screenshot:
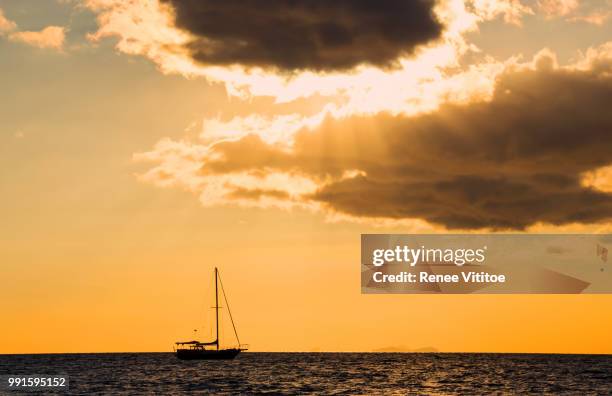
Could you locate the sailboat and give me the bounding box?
[175,268,247,360]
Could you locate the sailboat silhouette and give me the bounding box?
[175,268,247,360]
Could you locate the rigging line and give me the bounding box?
[218,272,241,346]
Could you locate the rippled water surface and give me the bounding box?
[1,352,611,394]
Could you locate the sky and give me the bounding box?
[0,0,611,354]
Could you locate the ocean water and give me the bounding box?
[1,352,610,394]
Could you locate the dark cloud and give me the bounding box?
[202,58,612,229]
[160,0,442,71]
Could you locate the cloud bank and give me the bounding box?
[136,47,612,230]
[82,0,612,230]
[159,0,442,71]
[85,0,522,105]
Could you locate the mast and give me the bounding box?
[215,267,219,350]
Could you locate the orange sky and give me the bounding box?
[1,0,612,354]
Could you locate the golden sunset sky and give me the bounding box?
[1,0,612,354]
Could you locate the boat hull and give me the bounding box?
[176,348,242,360]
